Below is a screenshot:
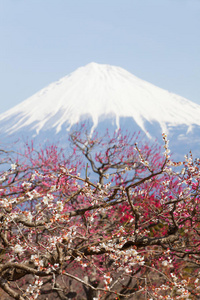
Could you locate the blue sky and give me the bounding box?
[0,0,200,114]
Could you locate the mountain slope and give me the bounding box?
[1,62,200,136]
[0,62,200,157]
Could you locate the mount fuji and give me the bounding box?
[1,62,200,158]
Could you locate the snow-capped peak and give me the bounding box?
[1,62,200,137]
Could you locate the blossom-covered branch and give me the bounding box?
[0,130,200,299]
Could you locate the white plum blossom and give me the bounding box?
[0,176,6,183]
[25,277,43,299]
[162,260,168,266]
[22,181,32,190]
[26,211,33,222]
[0,198,9,208]
[43,196,49,205]
[42,194,54,205]
[11,163,17,170]
[75,256,81,262]
[56,200,64,212]
[13,244,24,254]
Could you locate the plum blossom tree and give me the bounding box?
[0,129,200,299]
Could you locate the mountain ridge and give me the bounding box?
[1,62,200,158]
[1,62,200,137]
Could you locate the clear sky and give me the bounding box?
[0,0,200,114]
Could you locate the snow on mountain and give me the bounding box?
[1,62,200,157]
[1,62,200,136]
